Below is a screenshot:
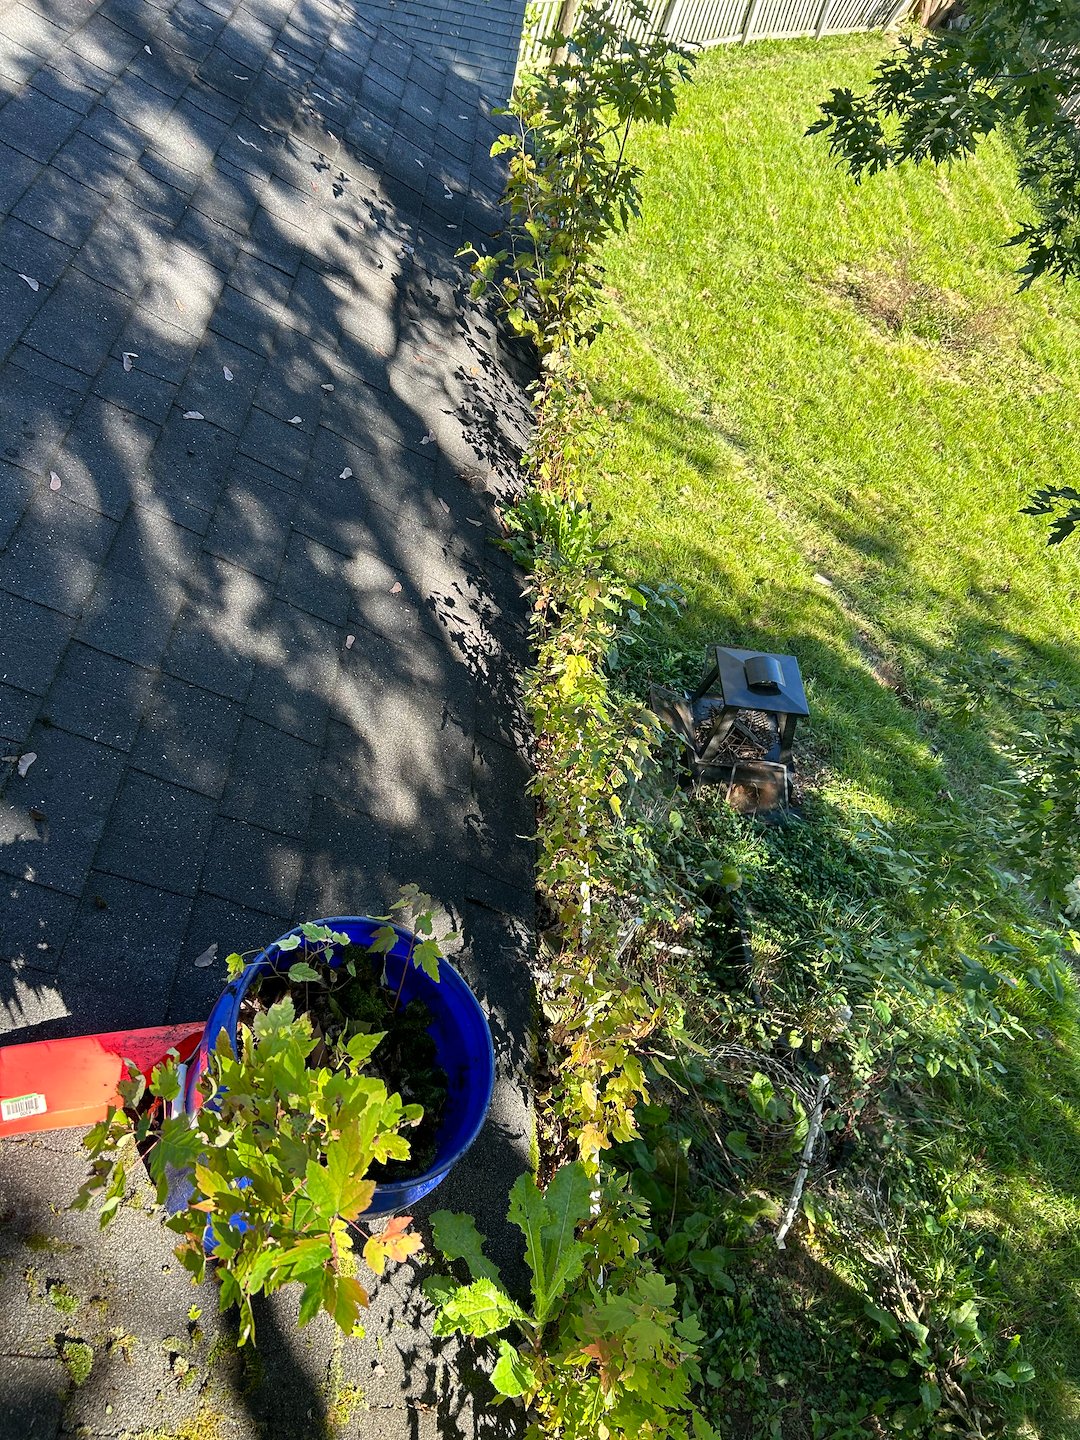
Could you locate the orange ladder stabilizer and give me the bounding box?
[0,1025,204,1137]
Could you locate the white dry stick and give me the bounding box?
[775,1071,829,1250]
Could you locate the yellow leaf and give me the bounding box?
[577,1123,611,1163]
[363,1220,424,1275]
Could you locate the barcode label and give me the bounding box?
[1,1092,47,1123]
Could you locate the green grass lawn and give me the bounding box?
[575,32,1080,1439]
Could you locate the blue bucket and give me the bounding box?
[183,916,495,1218]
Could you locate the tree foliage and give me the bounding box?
[462,0,693,357]
[812,3,1080,288]
[813,3,1080,542]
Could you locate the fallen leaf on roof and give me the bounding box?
[288,416,303,425]
[390,582,402,595]
[400,243,415,256]
[339,467,352,480]
[467,518,482,527]
[438,498,450,514]
[447,223,457,229]
[49,472,61,491]
[421,432,435,445]
[18,273,39,291]
[17,753,37,778]
[444,189,453,201]
[144,44,152,52]
[175,298,186,311]
[193,943,217,969]
[345,634,355,649]
[183,411,204,420]
[322,382,334,391]
[222,366,233,381]
[122,352,137,371]
[237,136,261,150]
[414,159,424,168]
[235,73,250,79]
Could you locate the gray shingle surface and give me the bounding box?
[0,0,534,1430]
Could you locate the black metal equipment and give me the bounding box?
[650,645,809,819]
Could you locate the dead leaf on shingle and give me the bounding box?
[18,274,39,292]
[321,383,334,391]
[339,467,352,480]
[237,136,261,149]
[122,352,137,371]
[438,498,450,515]
[17,753,37,778]
[390,582,402,595]
[222,366,233,381]
[287,416,302,425]
[183,411,204,420]
[144,44,151,52]
[345,634,355,649]
[467,518,483,527]
[421,433,435,445]
[49,472,61,491]
[193,943,217,969]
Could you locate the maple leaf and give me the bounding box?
[305,1131,375,1222]
[363,1215,422,1275]
[581,1338,618,1394]
[322,1271,369,1333]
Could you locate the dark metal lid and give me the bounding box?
[710,646,810,716]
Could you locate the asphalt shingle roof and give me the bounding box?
[0,0,535,1427]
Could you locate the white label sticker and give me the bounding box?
[1,1093,47,1123]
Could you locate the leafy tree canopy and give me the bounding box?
[811,2,1080,289]
[813,3,1080,543]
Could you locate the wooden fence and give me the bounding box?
[517,0,913,73]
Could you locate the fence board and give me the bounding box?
[516,0,913,76]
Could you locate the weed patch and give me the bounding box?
[58,1337,94,1388]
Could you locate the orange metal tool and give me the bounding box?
[0,1024,203,1137]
